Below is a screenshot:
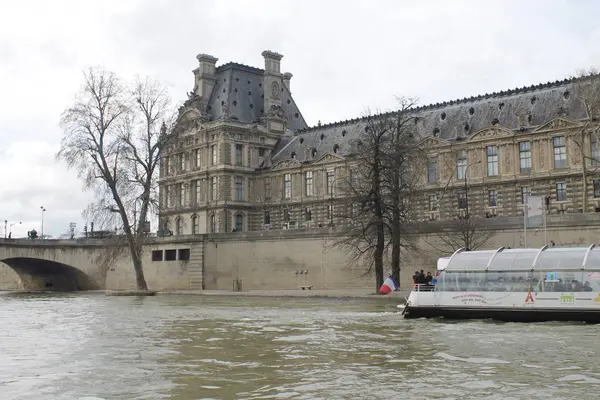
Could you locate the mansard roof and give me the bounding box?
[270,74,596,164]
[206,62,308,132]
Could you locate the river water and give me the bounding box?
[0,293,599,400]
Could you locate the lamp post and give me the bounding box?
[463,160,482,218]
[3,220,6,239]
[9,221,21,237]
[40,206,46,240]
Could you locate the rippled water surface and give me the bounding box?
[1,293,600,399]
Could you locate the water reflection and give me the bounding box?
[0,294,599,399]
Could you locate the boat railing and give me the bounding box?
[413,284,435,292]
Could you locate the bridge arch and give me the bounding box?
[1,257,101,291]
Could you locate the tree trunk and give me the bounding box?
[582,130,588,213]
[131,250,149,290]
[373,145,385,292]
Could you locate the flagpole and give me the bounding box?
[524,202,528,248]
[543,198,548,246]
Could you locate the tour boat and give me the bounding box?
[402,245,600,323]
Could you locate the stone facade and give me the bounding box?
[158,50,600,236]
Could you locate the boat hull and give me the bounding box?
[404,305,600,323]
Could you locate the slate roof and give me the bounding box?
[206,62,308,132]
[270,75,595,164]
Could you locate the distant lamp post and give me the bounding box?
[9,221,21,237]
[40,206,46,239]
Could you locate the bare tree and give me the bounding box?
[426,214,496,254]
[568,69,600,211]
[57,68,174,290]
[336,101,424,291]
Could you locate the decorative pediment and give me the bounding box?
[468,126,514,142]
[271,159,301,170]
[174,109,202,134]
[418,136,450,149]
[312,153,345,165]
[533,117,583,133]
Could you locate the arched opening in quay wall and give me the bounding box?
[0,257,100,291]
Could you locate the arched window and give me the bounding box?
[235,213,244,232]
[191,214,198,235]
[175,218,183,235]
[210,214,216,233]
[163,219,171,235]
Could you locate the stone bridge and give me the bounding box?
[0,239,118,291]
[0,237,202,291]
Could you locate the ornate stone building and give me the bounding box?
[158,50,600,235]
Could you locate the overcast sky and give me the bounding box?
[1,0,600,238]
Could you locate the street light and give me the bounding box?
[9,221,21,238]
[40,206,46,240]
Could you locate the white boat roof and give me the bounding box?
[439,245,600,272]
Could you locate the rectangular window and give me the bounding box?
[195,149,201,168]
[521,186,531,204]
[192,216,199,234]
[165,249,177,261]
[457,191,467,209]
[179,183,185,206]
[283,208,290,222]
[180,153,186,171]
[211,145,217,165]
[428,194,438,211]
[305,171,313,196]
[486,146,498,176]
[166,185,172,208]
[326,204,334,221]
[305,207,312,221]
[456,150,467,180]
[259,147,266,157]
[591,136,599,166]
[211,177,217,201]
[264,178,271,200]
[519,141,531,173]
[151,250,163,261]
[284,174,291,199]
[264,211,271,225]
[553,136,567,169]
[169,155,176,174]
[163,157,169,176]
[594,180,600,198]
[326,171,335,194]
[235,176,243,201]
[488,190,497,207]
[427,157,437,184]
[178,249,190,261]
[195,180,201,204]
[235,144,243,166]
[556,182,567,201]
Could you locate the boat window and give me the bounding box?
[535,247,589,271]
[439,270,541,292]
[488,249,538,271]
[445,251,497,272]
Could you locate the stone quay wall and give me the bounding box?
[1,213,600,291]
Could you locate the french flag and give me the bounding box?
[378,276,399,294]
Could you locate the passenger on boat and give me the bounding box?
[425,272,433,285]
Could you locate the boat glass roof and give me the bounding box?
[443,246,600,272]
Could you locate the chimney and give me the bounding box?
[261,51,285,132]
[261,50,283,74]
[193,54,218,99]
[283,72,293,92]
